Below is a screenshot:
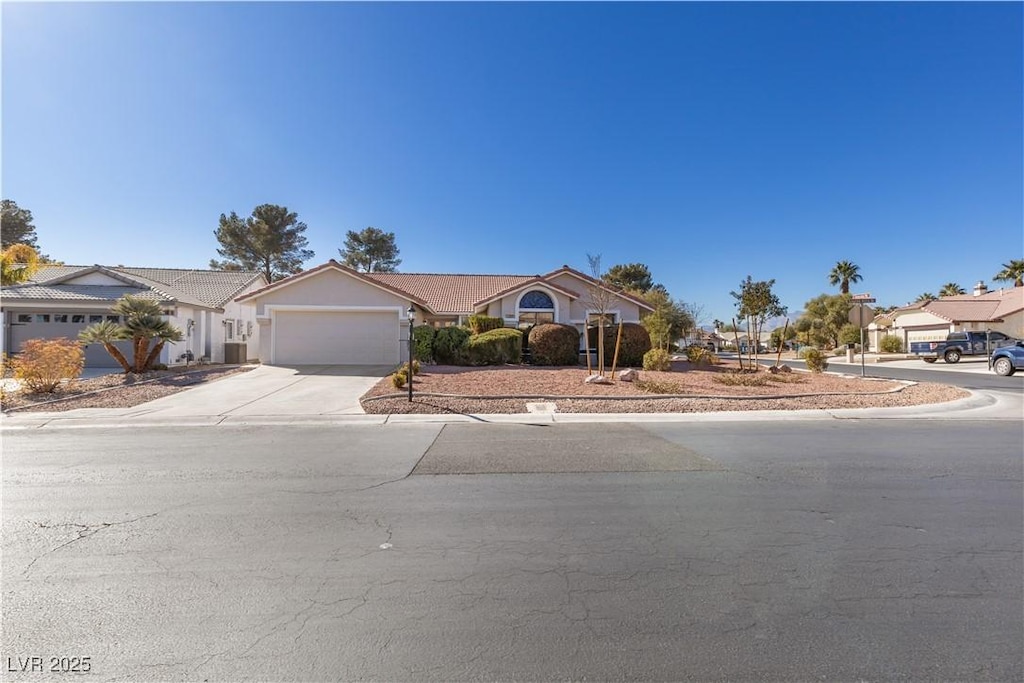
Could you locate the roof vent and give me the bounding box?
[973,280,988,297]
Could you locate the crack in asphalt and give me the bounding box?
[22,512,161,576]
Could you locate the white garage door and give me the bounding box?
[274,311,400,365]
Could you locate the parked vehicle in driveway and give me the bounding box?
[990,342,1024,376]
[910,330,1018,364]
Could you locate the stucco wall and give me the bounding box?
[248,269,408,315]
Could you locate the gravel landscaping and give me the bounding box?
[361,360,968,414]
[1,365,254,413]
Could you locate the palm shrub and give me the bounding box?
[587,323,651,367]
[79,295,183,373]
[78,320,131,372]
[10,338,84,393]
[801,347,829,373]
[467,315,504,335]
[643,348,671,371]
[433,327,471,365]
[413,325,435,362]
[466,328,522,365]
[528,323,579,366]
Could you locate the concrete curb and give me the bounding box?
[2,389,1012,430]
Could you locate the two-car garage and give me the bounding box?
[272,310,401,365]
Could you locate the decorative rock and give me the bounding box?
[584,374,613,385]
[618,368,639,382]
[768,364,793,374]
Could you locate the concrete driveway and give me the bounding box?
[123,364,392,418]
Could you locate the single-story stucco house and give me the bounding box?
[235,260,654,366]
[1,265,267,367]
[868,282,1024,350]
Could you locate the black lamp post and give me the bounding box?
[407,304,415,402]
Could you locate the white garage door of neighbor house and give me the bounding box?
[274,311,400,365]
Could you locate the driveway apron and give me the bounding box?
[126,365,391,418]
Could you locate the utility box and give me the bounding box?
[224,342,247,365]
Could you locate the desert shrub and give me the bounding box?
[528,323,579,366]
[150,363,168,371]
[714,371,771,387]
[587,323,651,367]
[766,372,806,384]
[467,315,504,335]
[802,347,829,373]
[880,335,904,353]
[466,328,522,365]
[685,345,714,366]
[433,327,471,365]
[394,360,420,377]
[635,378,681,394]
[10,338,85,393]
[643,348,672,371]
[391,371,407,389]
[839,323,863,347]
[413,325,435,362]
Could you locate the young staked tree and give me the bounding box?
[730,276,787,367]
[603,263,654,294]
[641,288,693,348]
[212,204,314,282]
[828,260,863,294]
[1,199,39,250]
[583,254,620,379]
[339,227,401,272]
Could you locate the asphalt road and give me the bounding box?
[752,355,1024,391]
[3,421,1022,681]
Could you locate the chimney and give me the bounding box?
[973,280,988,297]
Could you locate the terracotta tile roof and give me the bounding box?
[922,287,1024,323]
[365,272,536,314]
[234,261,657,315]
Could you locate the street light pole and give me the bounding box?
[407,304,415,402]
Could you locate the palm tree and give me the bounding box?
[112,296,184,373]
[78,321,132,373]
[939,282,965,297]
[915,292,936,303]
[79,295,184,373]
[993,259,1024,287]
[828,260,863,294]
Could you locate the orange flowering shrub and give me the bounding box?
[10,338,84,393]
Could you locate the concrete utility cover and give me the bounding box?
[525,402,557,414]
[413,423,721,475]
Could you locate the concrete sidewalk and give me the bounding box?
[3,387,1020,430]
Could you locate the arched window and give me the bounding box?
[518,290,555,327]
[520,291,554,309]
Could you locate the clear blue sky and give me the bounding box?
[3,2,1021,323]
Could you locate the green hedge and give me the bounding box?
[587,323,651,367]
[528,323,579,366]
[467,315,504,335]
[466,328,522,365]
[413,325,435,362]
[433,326,471,365]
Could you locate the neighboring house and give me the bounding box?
[1,265,267,367]
[235,260,654,366]
[868,282,1024,350]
